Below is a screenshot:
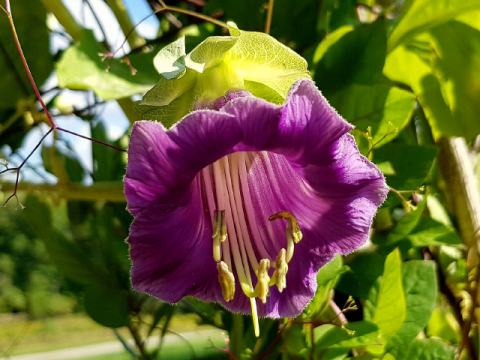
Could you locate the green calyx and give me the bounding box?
[135,23,311,128]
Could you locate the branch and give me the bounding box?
[40,0,83,42]
[2,1,56,128]
[264,0,275,34]
[438,137,480,359]
[105,0,146,49]
[0,181,125,202]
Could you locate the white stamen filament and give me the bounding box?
[238,152,272,262]
[222,156,255,293]
[205,151,304,337]
[212,162,232,270]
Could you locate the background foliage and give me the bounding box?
[1,0,480,359]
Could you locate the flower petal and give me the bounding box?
[129,178,218,303]
[125,111,242,215]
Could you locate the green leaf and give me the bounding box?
[427,22,480,140]
[374,144,438,190]
[203,0,265,31]
[407,218,462,247]
[270,0,321,50]
[65,156,84,183]
[0,0,52,108]
[57,29,158,100]
[23,195,52,236]
[282,324,309,359]
[366,249,406,354]
[427,196,452,227]
[396,338,455,360]
[336,252,386,300]
[305,255,348,318]
[91,122,124,181]
[384,38,457,140]
[386,197,427,246]
[387,0,480,52]
[318,0,359,34]
[387,261,437,352]
[329,84,415,147]
[385,22,480,140]
[427,307,460,345]
[153,36,187,79]
[313,19,386,96]
[24,196,105,285]
[84,284,130,328]
[314,321,381,351]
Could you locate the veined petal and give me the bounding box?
[125,111,242,215]
[129,178,218,303]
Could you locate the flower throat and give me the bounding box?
[200,151,303,337]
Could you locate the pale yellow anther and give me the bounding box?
[271,249,288,292]
[254,259,271,304]
[212,210,227,262]
[269,211,303,243]
[217,261,235,302]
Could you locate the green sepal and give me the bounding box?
[153,36,187,80]
[225,23,310,99]
[139,23,310,128]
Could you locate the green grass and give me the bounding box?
[0,313,208,357]
[76,332,228,360]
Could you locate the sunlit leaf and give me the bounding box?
[387,0,480,52]
[305,255,348,318]
[386,197,427,246]
[57,30,158,100]
[385,22,480,140]
[387,261,437,352]
[366,249,406,354]
[314,321,381,351]
[395,338,455,360]
[330,84,415,147]
[407,218,462,247]
[427,307,461,345]
[374,144,438,190]
[313,19,386,96]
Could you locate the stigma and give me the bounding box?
[201,152,303,337]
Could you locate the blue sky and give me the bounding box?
[1,0,161,186]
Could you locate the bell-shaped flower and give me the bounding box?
[124,78,388,336]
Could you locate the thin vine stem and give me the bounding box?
[105,0,228,60]
[0,0,127,207]
[265,0,275,34]
[56,127,126,153]
[2,1,56,129]
[1,128,54,207]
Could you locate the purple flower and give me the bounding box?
[124,79,388,334]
